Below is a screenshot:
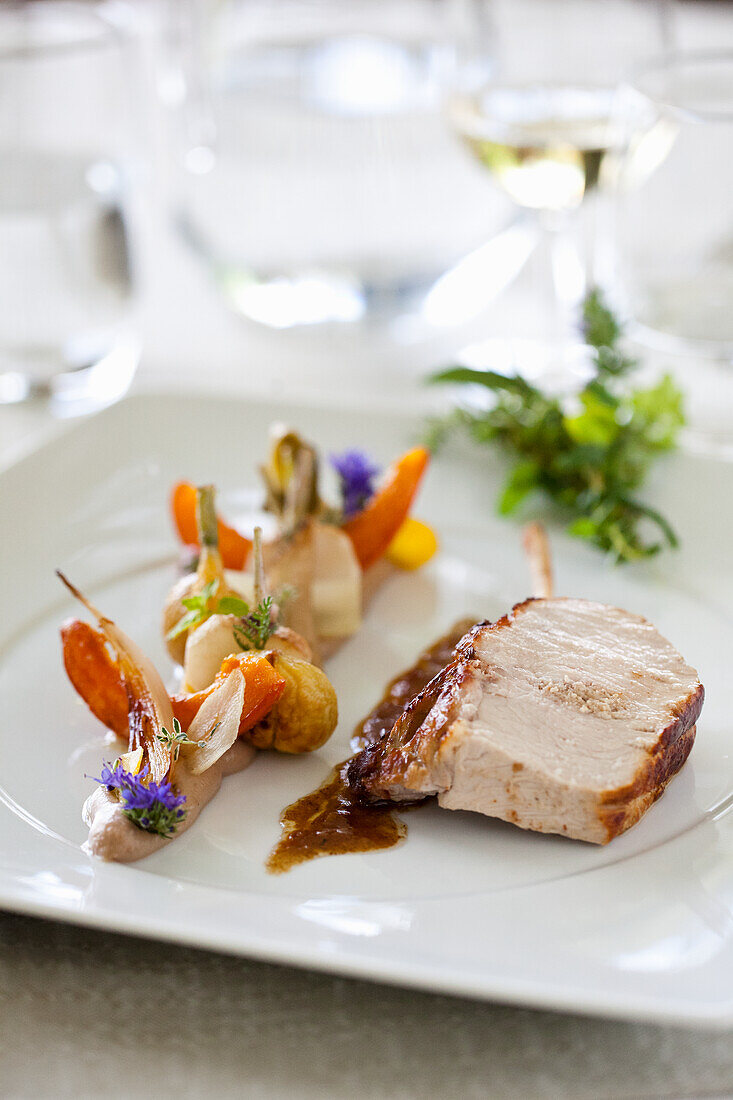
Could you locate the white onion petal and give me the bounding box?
[184,669,245,775]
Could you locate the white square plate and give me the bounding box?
[2,392,733,1027]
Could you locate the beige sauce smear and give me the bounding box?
[83,740,256,863]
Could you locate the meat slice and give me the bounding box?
[348,598,704,844]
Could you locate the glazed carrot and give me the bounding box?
[222,653,287,733]
[60,619,129,738]
[342,446,430,571]
[62,618,284,742]
[170,651,286,736]
[170,481,251,570]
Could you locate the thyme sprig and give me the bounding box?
[233,595,275,651]
[428,289,684,563]
[157,717,207,760]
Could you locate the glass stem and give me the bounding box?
[534,206,588,352]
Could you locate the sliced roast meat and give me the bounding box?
[348,597,704,844]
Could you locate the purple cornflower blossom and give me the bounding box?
[330,450,380,519]
[90,761,187,838]
[93,760,137,792]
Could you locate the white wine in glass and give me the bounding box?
[451,84,620,211]
[448,0,672,374]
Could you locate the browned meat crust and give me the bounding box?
[353,617,476,749]
[348,627,486,803]
[599,724,696,840]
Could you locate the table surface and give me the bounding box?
[3,910,733,1100]
[4,3,733,1097]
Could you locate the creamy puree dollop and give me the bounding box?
[82,740,256,862]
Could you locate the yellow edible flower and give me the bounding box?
[117,747,144,776]
[386,518,438,571]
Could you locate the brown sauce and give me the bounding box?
[266,618,478,874]
[266,760,406,873]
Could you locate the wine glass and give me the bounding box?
[447,0,673,384]
[162,0,506,330]
[613,51,733,357]
[0,1,140,412]
[611,50,733,452]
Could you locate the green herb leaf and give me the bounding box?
[582,288,621,350]
[630,374,685,450]
[427,289,684,563]
[167,578,222,640]
[166,609,205,641]
[430,365,538,399]
[563,391,620,447]
[157,716,206,756]
[498,461,540,515]
[233,595,276,651]
[181,579,218,610]
[216,595,251,617]
[567,516,598,539]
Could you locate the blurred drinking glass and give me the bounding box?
[0,2,139,412]
[613,52,733,361]
[448,0,671,380]
[163,0,509,329]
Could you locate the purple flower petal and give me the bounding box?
[90,759,187,838]
[330,450,380,519]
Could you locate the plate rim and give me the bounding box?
[3,390,733,1029]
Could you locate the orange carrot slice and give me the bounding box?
[62,618,284,743]
[170,651,286,736]
[170,481,251,570]
[61,619,129,738]
[342,446,430,571]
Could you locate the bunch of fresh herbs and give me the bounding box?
[167,578,276,650]
[427,290,684,563]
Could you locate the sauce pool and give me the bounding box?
[265,760,406,873]
[266,619,477,874]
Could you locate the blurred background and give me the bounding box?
[1,0,732,440]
